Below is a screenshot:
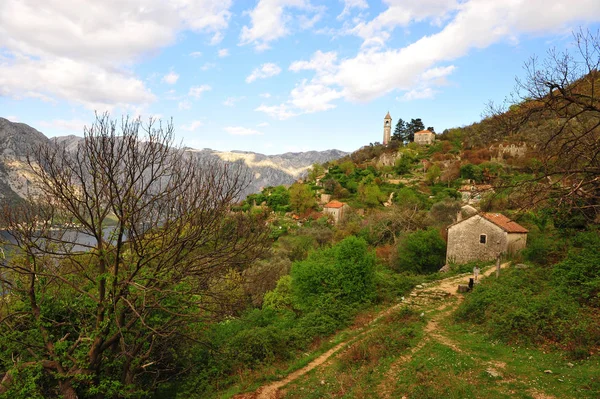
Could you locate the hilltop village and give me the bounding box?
[1,104,598,399]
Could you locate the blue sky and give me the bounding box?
[1,0,600,154]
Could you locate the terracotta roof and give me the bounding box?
[385,111,391,119]
[481,213,528,233]
[324,200,346,209]
[414,129,434,135]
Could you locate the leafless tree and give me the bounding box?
[0,114,268,397]
[487,29,600,219]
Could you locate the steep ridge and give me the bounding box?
[0,118,347,201]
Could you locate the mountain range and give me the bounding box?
[0,117,347,202]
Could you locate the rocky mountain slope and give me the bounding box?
[0,118,347,202]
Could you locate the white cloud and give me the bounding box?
[277,0,600,114]
[0,56,155,111]
[257,122,270,127]
[181,120,204,131]
[255,79,344,120]
[246,63,282,83]
[289,80,344,113]
[179,100,192,110]
[239,0,321,50]
[224,126,263,136]
[218,48,230,57]
[260,92,272,98]
[223,96,245,106]
[162,71,179,84]
[338,0,368,19]
[0,0,233,109]
[189,51,203,58]
[347,0,459,48]
[40,118,89,133]
[210,31,225,45]
[201,62,217,71]
[400,87,436,101]
[421,65,456,81]
[289,50,338,74]
[188,85,212,98]
[255,104,297,120]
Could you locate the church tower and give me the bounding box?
[383,111,392,145]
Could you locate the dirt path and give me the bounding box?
[235,267,506,399]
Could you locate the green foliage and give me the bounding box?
[522,230,566,266]
[392,118,408,142]
[338,161,355,175]
[263,275,294,311]
[394,151,418,175]
[394,187,426,209]
[425,164,441,185]
[289,183,317,214]
[395,228,446,274]
[291,236,376,310]
[455,265,600,358]
[552,230,600,307]
[307,163,325,181]
[358,183,386,208]
[265,185,290,213]
[460,163,483,182]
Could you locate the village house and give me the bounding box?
[446,212,528,264]
[323,200,350,224]
[414,129,435,145]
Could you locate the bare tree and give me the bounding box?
[0,114,268,397]
[487,29,600,219]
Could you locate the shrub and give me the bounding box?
[455,265,600,358]
[552,231,600,307]
[395,228,446,274]
[291,236,376,310]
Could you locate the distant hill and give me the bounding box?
[0,118,348,202]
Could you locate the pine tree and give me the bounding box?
[392,118,408,142]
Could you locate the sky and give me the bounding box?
[1,0,600,155]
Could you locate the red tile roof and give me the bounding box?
[385,111,391,119]
[481,213,528,233]
[415,129,434,135]
[324,200,346,209]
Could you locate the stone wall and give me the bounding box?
[446,215,507,264]
[507,232,527,254]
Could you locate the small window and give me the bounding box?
[480,234,487,244]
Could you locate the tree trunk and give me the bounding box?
[59,379,79,399]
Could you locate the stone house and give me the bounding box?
[323,200,350,224]
[414,129,435,145]
[446,212,528,264]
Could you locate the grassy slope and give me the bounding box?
[273,266,600,399]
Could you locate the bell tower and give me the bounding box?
[383,111,392,145]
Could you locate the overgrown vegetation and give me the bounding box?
[2,29,600,398]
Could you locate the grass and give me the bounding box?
[276,282,600,399]
[443,320,600,399]
[281,307,425,399]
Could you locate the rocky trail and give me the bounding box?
[234,265,510,399]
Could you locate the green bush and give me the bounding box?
[521,230,565,266]
[291,236,376,310]
[395,228,446,274]
[455,265,600,358]
[552,231,600,307]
